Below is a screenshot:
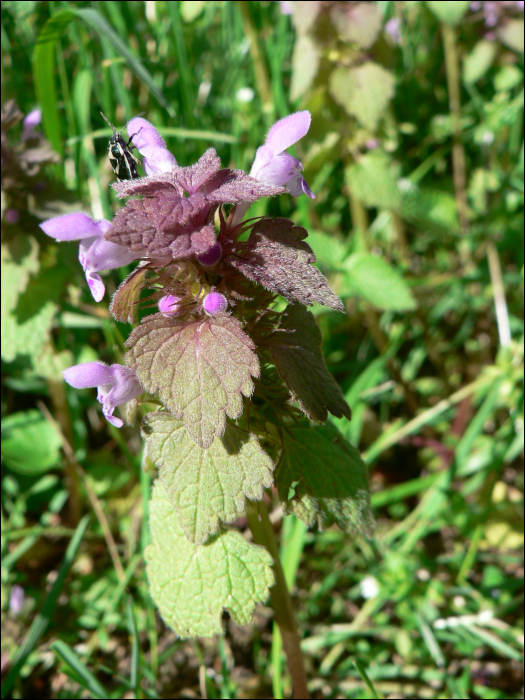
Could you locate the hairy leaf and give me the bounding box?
[105,197,217,259]
[143,412,274,543]
[146,481,274,637]
[269,306,351,422]
[227,218,344,311]
[276,422,374,536]
[110,265,150,324]
[126,314,259,448]
[106,149,283,260]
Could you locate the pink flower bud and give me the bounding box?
[203,291,228,316]
[158,295,182,316]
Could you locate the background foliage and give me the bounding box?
[1,1,523,698]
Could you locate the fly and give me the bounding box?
[100,111,143,181]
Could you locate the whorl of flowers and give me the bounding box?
[41,111,348,433]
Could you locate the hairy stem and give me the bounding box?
[441,23,469,233]
[247,500,310,699]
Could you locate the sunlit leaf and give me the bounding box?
[145,481,274,637]
[126,314,259,448]
[143,412,274,543]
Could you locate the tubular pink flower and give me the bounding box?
[203,291,228,316]
[63,362,143,428]
[249,111,315,198]
[40,212,141,302]
[21,108,42,141]
[126,117,178,175]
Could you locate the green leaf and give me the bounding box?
[342,252,417,311]
[143,413,274,544]
[426,1,469,25]
[462,40,498,85]
[497,19,524,53]
[330,2,382,49]
[145,481,274,637]
[345,152,401,210]
[1,516,91,698]
[290,34,320,102]
[126,315,259,449]
[180,1,206,22]
[306,230,348,271]
[1,238,57,365]
[268,306,351,423]
[1,410,62,475]
[33,8,173,153]
[401,186,460,233]
[275,423,374,536]
[329,63,395,131]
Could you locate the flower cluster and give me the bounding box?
[42,111,326,428]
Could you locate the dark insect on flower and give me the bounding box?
[100,111,142,181]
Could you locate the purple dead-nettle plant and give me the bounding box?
[41,111,372,694]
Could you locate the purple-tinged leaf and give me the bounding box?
[268,305,351,422]
[105,148,282,261]
[227,218,344,311]
[125,314,260,448]
[105,197,217,259]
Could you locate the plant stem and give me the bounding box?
[239,2,273,118]
[247,501,310,699]
[441,22,469,233]
[45,371,82,526]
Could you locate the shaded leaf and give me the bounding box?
[143,412,274,543]
[126,314,259,448]
[329,63,395,131]
[227,218,344,311]
[269,306,351,422]
[1,409,62,474]
[275,422,374,536]
[145,481,274,637]
[342,252,417,311]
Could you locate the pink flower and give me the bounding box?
[126,117,178,175]
[63,362,143,428]
[250,111,314,198]
[40,212,141,302]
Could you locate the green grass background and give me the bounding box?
[1,1,523,698]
